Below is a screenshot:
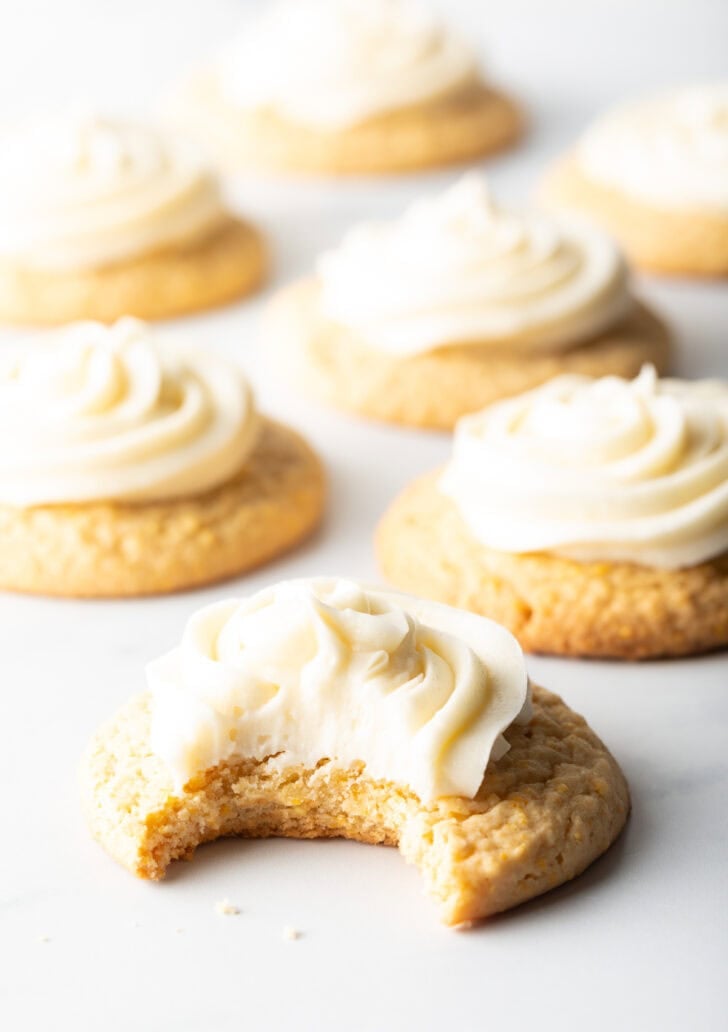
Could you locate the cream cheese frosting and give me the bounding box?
[317,175,632,356]
[440,366,728,570]
[0,318,259,507]
[216,0,478,131]
[148,578,531,802]
[577,85,728,212]
[0,113,226,271]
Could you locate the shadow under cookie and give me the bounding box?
[0,216,267,325]
[542,158,728,278]
[0,419,324,597]
[80,686,629,927]
[272,282,671,430]
[377,471,728,659]
[174,78,523,175]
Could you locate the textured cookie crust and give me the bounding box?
[541,157,728,277]
[268,280,671,429]
[80,686,629,926]
[0,419,324,598]
[0,216,267,325]
[170,76,523,175]
[377,471,728,660]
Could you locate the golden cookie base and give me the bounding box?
[269,280,671,430]
[172,77,524,175]
[0,216,267,325]
[541,157,728,277]
[80,686,629,926]
[0,418,324,597]
[377,471,728,659]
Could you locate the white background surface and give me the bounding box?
[1,2,727,1030]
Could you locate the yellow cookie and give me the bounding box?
[0,419,324,598]
[377,471,728,660]
[542,157,728,278]
[269,280,670,430]
[0,113,267,324]
[266,174,672,429]
[80,685,629,927]
[173,76,523,176]
[540,87,728,277]
[0,319,324,598]
[167,1,523,176]
[0,217,267,326]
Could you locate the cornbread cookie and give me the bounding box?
[80,685,629,926]
[168,0,523,176]
[378,367,728,658]
[270,280,670,430]
[174,77,523,176]
[541,86,728,277]
[0,113,268,324]
[542,157,728,278]
[0,418,324,598]
[267,176,671,429]
[0,216,267,326]
[377,470,728,660]
[0,319,324,597]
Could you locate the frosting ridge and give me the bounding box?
[0,318,259,506]
[0,113,226,270]
[317,175,632,356]
[216,0,478,130]
[148,578,531,801]
[577,85,728,212]
[440,366,728,569]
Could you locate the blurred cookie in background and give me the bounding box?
[164,0,524,175]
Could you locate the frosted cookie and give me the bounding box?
[378,367,728,659]
[0,319,324,597]
[267,176,670,429]
[80,578,629,926]
[0,113,266,324]
[166,0,522,175]
[541,85,728,276]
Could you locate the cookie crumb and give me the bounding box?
[215,898,240,916]
[282,925,300,941]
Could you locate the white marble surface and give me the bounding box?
[1,2,727,1030]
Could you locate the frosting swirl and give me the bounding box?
[440,366,728,569]
[0,113,226,270]
[216,0,477,130]
[0,318,259,506]
[148,578,531,801]
[317,176,632,356]
[577,85,728,212]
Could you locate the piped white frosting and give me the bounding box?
[317,175,632,356]
[0,318,259,506]
[440,366,728,569]
[0,112,225,270]
[148,578,532,802]
[216,0,478,130]
[578,85,728,212]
